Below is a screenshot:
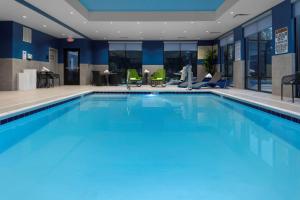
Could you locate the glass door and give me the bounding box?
[259,27,273,93]
[246,33,259,91]
[64,49,80,85]
[245,27,272,92]
[227,44,234,86]
[221,44,234,86]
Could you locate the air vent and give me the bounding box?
[209,31,221,34]
[233,13,250,18]
[23,27,32,43]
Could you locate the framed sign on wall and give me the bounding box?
[235,41,241,61]
[275,27,288,55]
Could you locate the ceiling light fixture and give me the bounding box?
[230,11,235,15]
[137,21,140,25]
[206,30,209,33]
[164,22,167,25]
[42,25,47,28]
[70,11,74,15]
[139,31,143,34]
[22,15,27,19]
[217,21,221,24]
[110,21,113,24]
[190,21,195,24]
[83,21,87,24]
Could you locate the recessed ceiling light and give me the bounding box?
[139,31,143,34]
[110,21,113,24]
[164,22,167,25]
[43,25,47,28]
[230,11,235,15]
[22,15,27,19]
[217,21,221,24]
[70,11,74,15]
[62,33,66,36]
[190,21,195,24]
[137,21,140,25]
[206,30,209,33]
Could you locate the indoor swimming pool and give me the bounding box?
[0,93,300,200]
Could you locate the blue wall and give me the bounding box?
[0,21,217,66]
[142,41,164,65]
[92,41,109,65]
[0,21,58,61]
[13,22,58,62]
[233,26,245,60]
[272,0,295,54]
[0,21,13,58]
[218,0,296,60]
[198,40,214,46]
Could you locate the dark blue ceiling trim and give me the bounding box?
[15,0,90,39]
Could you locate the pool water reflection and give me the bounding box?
[0,94,299,200]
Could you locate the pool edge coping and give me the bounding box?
[0,89,299,125]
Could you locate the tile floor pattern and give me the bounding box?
[0,85,299,119]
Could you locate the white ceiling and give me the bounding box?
[0,0,82,38]
[0,0,284,40]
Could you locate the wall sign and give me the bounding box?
[235,41,241,61]
[22,51,27,60]
[275,27,288,55]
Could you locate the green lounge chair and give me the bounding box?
[151,69,166,87]
[127,69,142,87]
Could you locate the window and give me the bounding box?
[220,34,234,86]
[245,14,272,93]
[109,42,142,84]
[164,42,197,81]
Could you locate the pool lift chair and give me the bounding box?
[178,69,207,89]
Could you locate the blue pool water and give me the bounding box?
[0,93,300,200]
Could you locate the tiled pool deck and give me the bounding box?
[0,85,299,122]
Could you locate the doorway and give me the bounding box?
[245,27,272,93]
[220,44,234,86]
[64,49,80,85]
